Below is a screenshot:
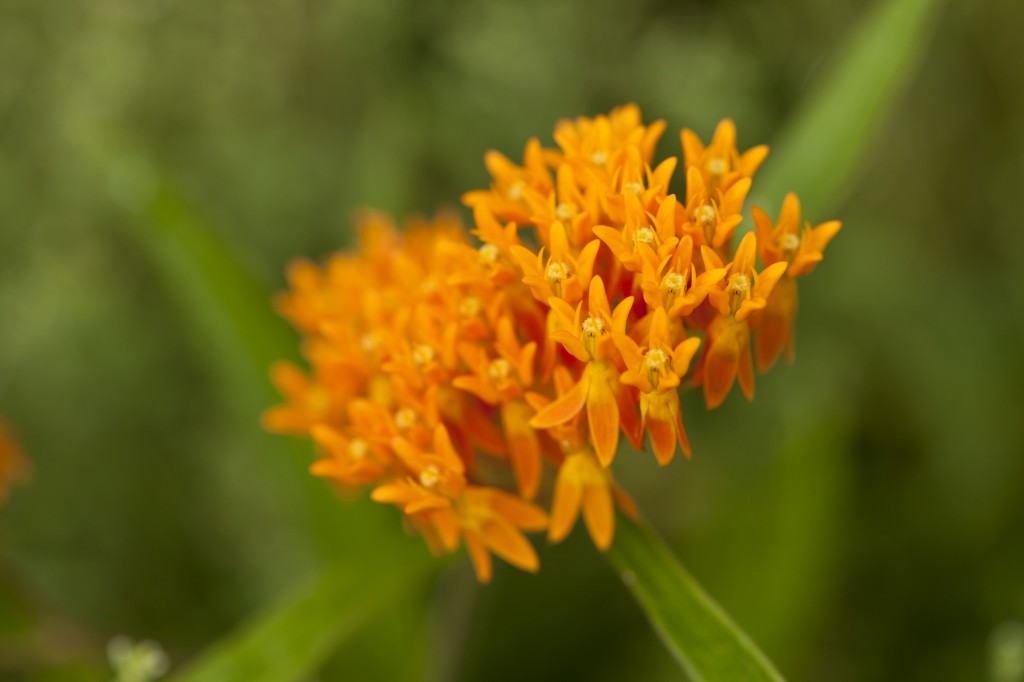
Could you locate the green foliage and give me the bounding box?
[756,0,946,216]
[170,561,433,682]
[607,517,784,681]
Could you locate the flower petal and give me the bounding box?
[583,484,615,551]
[530,374,589,429]
[587,377,621,467]
[549,465,583,544]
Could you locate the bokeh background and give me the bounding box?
[2,0,1023,680]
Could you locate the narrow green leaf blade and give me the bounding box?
[170,560,433,682]
[138,184,298,408]
[121,179,440,680]
[606,516,784,682]
[756,0,945,216]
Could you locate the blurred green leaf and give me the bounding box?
[606,516,784,682]
[755,0,944,216]
[121,178,439,677]
[140,184,298,407]
[169,560,433,682]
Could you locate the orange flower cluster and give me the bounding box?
[265,105,840,582]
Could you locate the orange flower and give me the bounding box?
[594,192,679,274]
[701,233,788,408]
[682,166,752,253]
[616,309,701,464]
[754,193,842,279]
[510,221,600,306]
[309,424,391,489]
[681,118,768,193]
[549,450,616,549]
[706,232,788,323]
[530,277,639,466]
[641,235,728,319]
[262,361,345,434]
[554,104,665,176]
[371,426,547,583]
[462,138,555,225]
[453,318,543,499]
[752,193,842,370]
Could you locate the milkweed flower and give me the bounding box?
[752,193,842,370]
[266,104,840,581]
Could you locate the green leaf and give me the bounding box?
[119,178,439,679]
[137,184,298,409]
[169,559,434,682]
[755,0,945,217]
[606,515,784,682]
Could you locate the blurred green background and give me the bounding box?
[1,0,1023,680]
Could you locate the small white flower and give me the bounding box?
[108,636,169,682]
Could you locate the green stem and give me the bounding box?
[605,515,785,682]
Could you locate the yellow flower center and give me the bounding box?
[781,233,800,253]
[591,150,608,165]
[348,439,368,460]
[635,227,655,245]
[696,204,717,230]
[624,181,643,194]
[728,273,750,295]
[708,157,727,176]
[478,243,499,265]
[459,297,482,318]
[664,272,685,294]
[488,358,512,383]
[546,261,569,282]
[360,333,378,353]
[582,316,607,337]
[556,202,576,222]
[508,181,524,200]
[419,465,441,489]
[644,348,669,371]
[394,408,417,430]
[412,344,435,366]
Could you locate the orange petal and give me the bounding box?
[755,310,791,373]
[261,406,308,434]
[646,416,677,466]
[502,402,543,500]
[588,276,611,318]
[465,534,493,584]
[587,378,620,467]
[432,509,462,553]
[487,488,548,531]
[451,375,497,404]
[738,341,755,402]
[583,484,615,551]
[739,144,769,177]
[549,466,583,544]
[269,361,309,399]
[615,382,643,451]
[405,496,452,514]
[703,338,739,410]
[530,374,589,429]
[675,407,693,460]
[479,519,540,573]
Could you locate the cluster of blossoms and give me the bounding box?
[265,105,840,582]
